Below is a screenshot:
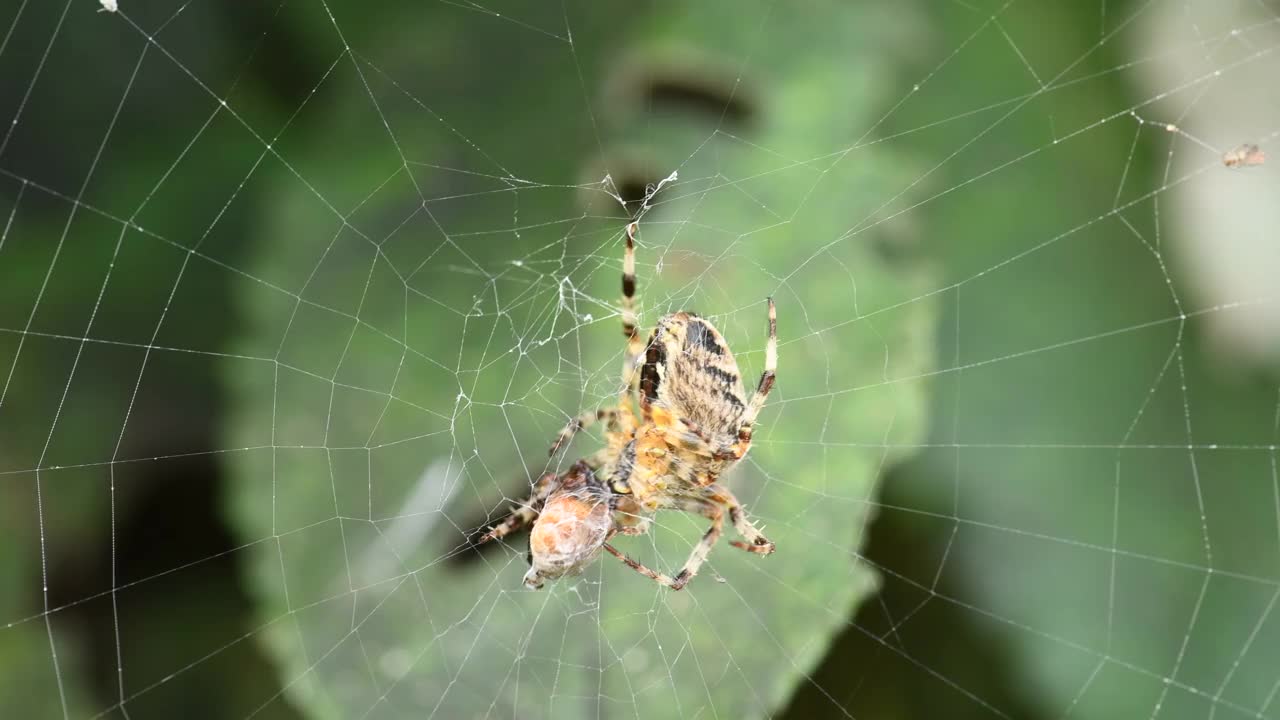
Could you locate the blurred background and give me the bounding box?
[2,1,1279,718]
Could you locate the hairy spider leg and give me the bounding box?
[715,296,776,465]
[610,489,771,590]
[579,447,613,470]
[602,543,683,589]
[484,403,626,546]
[601,486,774,591]
[620,222,645,405]
[548,408,617,457]
[610,493,651,536]
[607,221,644,488]
[604,497,729,591]
[707,483,775,554]
[668,497,727,589]
[676,298,778,471]
[480,223,650,556]
[741,297,777,431]
[477,471,560,545]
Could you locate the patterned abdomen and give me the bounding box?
[640,312,749,450]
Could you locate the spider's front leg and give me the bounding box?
[474,472,559,545]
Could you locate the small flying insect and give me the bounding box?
[1223,143,1266,168]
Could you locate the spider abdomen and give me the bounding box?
[641,312,749,449]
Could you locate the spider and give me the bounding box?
[476,222,777,590]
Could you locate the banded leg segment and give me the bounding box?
[548,409,616,457]
[621,222,639,345]
[669,498,725,589]
[620,222,646,402]
[740,297,777,431]
[611,495,652,536]
[708,484,775,554]
[476,472,559,545]
[603,543,682,589]
[604,498,726,591]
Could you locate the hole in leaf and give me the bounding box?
[616,174,662,218]
[642,73,756,128]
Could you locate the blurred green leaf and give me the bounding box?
[223,2,937,718]
[0,2,292,716]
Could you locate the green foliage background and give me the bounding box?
[1,1,1277,719]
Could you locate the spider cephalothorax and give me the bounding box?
[477,222,776,590]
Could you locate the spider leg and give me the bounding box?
[620,222,646,403]
[602,543,684,589]
[707,484,775,555]
[580,447,612,470]
[605,498,725,590]
[739,297,777,434]
[611,494,652,536]
[666,497,726,589]
[475,472,559,545]
[548,408,616,457]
